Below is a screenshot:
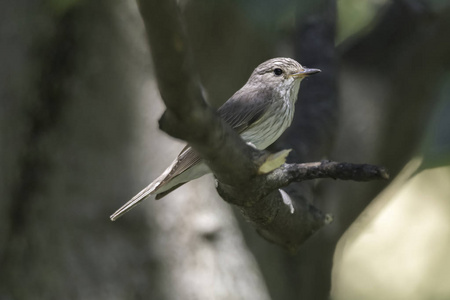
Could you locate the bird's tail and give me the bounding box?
[109,158,181,221]
[109,180,160,221]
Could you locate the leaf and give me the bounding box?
[258,149,291,174]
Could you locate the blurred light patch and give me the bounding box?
[337,0,388,44]
[332,160,450,300]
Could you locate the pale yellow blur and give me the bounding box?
[332,158,450,300]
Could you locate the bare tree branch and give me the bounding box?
[265,161,389,187]
[136,0,261,187]
[135,0,388,250]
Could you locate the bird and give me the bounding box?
[110,57,320,221]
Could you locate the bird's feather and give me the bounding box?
[110,89,272,220]
[153,88,272,195]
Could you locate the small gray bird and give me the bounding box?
[110,57,320,221]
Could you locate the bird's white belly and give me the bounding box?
[240,100,294,150]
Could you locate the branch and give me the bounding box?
[136,0,261,187]
[265,160,389,188]
[136,0,389,250]
[215,160,387,252]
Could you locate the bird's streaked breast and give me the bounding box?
[240,80,300,149]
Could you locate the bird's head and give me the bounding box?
[247,57,321,92]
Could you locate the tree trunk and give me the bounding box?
[0,1,268,299]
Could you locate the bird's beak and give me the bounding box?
[292,68,321,78]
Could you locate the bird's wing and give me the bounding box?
[111,91,271,219]
[156,88,270,189]
[156,145,201,187]
[217,88,270,134]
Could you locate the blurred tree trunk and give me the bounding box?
[0,0,268,299]
[0,0,165,298]
[234,1,339,299]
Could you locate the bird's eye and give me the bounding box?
[273,68,283,76]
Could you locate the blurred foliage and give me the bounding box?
[231,0,333,39]
[232,0,297,36]
[337,0,450,44]
[420,73,450,170]
[46,0,82,15]
[428,0,450,11]
[337,0,387,44]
